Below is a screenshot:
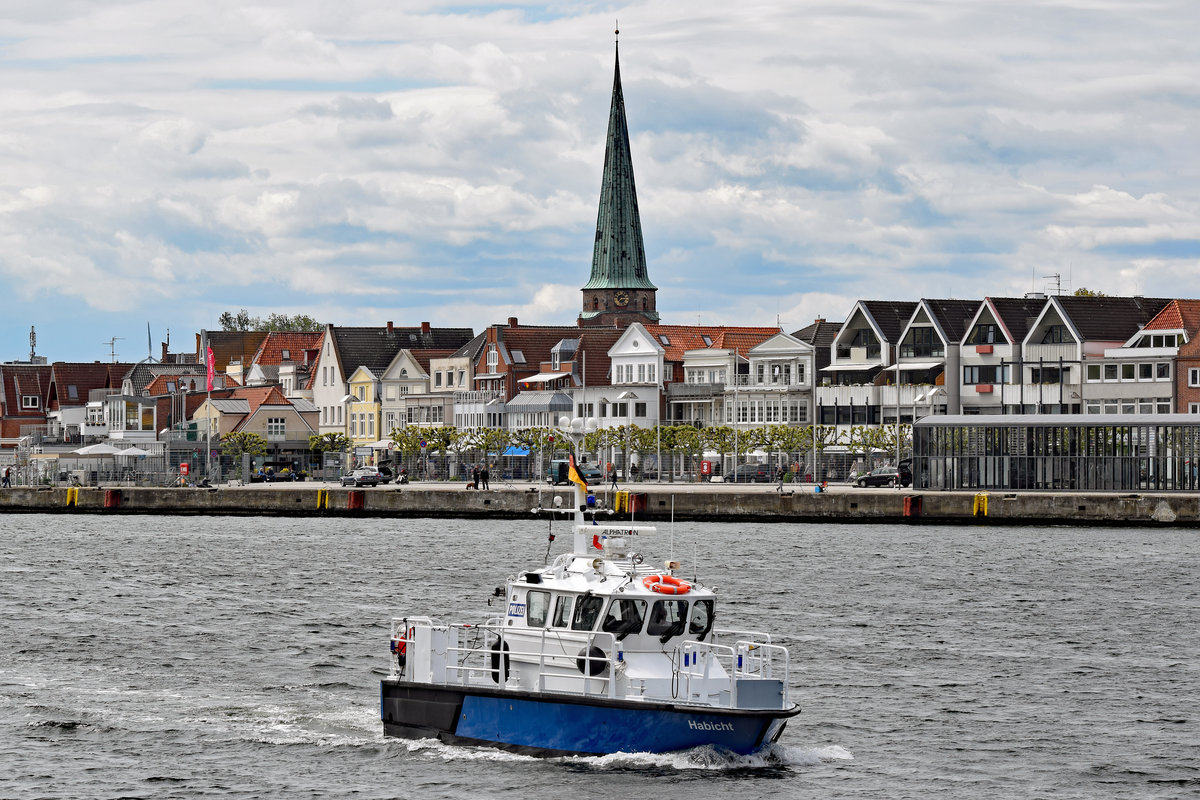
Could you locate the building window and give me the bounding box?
[634,402,647,417]
[435,372,442,387]
[1157,363,1171,380]
[1190,403,1200,414]
[22,395,39,409]
[1041,324,1070,344]
[1121,363,1136,381]
[963,365,1010,384]
[446,371,454,387]
[1190,368,1200,387]
[967,323,1001,345]
[267,417,285,440]
[486,345,498,372]
[281,349,290,360]
[1087,364,1101,382]
[1030,367,1067,384]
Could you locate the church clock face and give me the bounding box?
[614,291,630,307]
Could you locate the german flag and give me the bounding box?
[568,454,588,490]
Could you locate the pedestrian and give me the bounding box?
[472,464,480,490]
[481,464,490,490]
[610,465,619,490]
[2,466,10,488]
[776,465,785,492]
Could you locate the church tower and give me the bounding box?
[579,40,659,328]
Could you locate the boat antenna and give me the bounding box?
[670,495,675,559]
[543,511,556,564]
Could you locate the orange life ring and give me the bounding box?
[642,574,691,595]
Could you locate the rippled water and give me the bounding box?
[1,514,1197,799]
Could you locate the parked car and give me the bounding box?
[856,463,912,488]
[546,460,604,485]
[341,468,380,487]
[376,465,394,485]
[729,464,770,483]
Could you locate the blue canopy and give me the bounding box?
[502,446,530,457]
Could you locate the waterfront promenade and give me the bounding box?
[2,479,1198,526]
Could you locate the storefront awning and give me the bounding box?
[883,361,945,371]
[820,363,881,372]
[517,371,570,385]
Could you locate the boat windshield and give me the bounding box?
[571,593,605,631]
[647,599,688,642]
[551,595,572,628]
[526,590,550,627]
[688,599,714,640]
[601,598,647,640]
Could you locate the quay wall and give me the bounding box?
[2,485,1199,526]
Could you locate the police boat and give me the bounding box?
[380,417,800,756]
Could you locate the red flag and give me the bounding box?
[206,345,215,391]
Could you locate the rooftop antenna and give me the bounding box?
[103,337,123,363]
[28,326,36,361]
[1043,272,1062,295]
[147,323,153,360]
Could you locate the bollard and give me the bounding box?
[903,495,922,517]
[104,489,122,509]
[66,487,78,507]
[347,490,365,510]
[316,488,329,510]
[972,492,989,517]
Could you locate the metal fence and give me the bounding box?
[913,414,1200,491]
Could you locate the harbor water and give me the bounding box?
[1,514,1197,799]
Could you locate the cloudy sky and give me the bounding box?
[3,1,1200,363]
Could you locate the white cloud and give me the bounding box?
[3,0,1200,361]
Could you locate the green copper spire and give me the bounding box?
[582,43,656,292]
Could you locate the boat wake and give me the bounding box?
[567,741,854,772]
[395,738,853,771]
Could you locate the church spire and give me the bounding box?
[580,39,658,327]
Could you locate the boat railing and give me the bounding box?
[677,638,791,709]
[393,618,622,698]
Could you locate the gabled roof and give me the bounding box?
[859,301,920,343]
[919,299,981,344]
[984,297,1048,343]
[1053,296,1171,341]
[792,319,843,350]
[250,332,325,367]
[123,363,207,396]
[643,325,781,362]
[202,330,270,373]
[0,364,52,416]
[1140,299,1200,333]
[329,325,474,376]
[47,362,134,409]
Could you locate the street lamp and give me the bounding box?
[618,390,636,483]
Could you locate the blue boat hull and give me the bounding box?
[381,680,799,757]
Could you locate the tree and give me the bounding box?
[1073,287,1106,297]
[221,430,267,458]
[308,432,349,455]
[218,309,324,332]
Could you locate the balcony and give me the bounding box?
[816,384,880,406]
[667,382,724,400]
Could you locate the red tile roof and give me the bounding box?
[643,325,781,362]
[250,332,325,367]
[143,373,240,396]
[1141,299,1200,332]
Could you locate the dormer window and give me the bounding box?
[1041,324,1070,344]
[281,349,290,360]
[701,335,713,347]
[22,395,39,409]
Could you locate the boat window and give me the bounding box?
[571,593,605,631]
[647,599,688,643]
[688,599,715,640]
[526,590,550,627]
[601,598,647,640]
[551,595,573,628]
